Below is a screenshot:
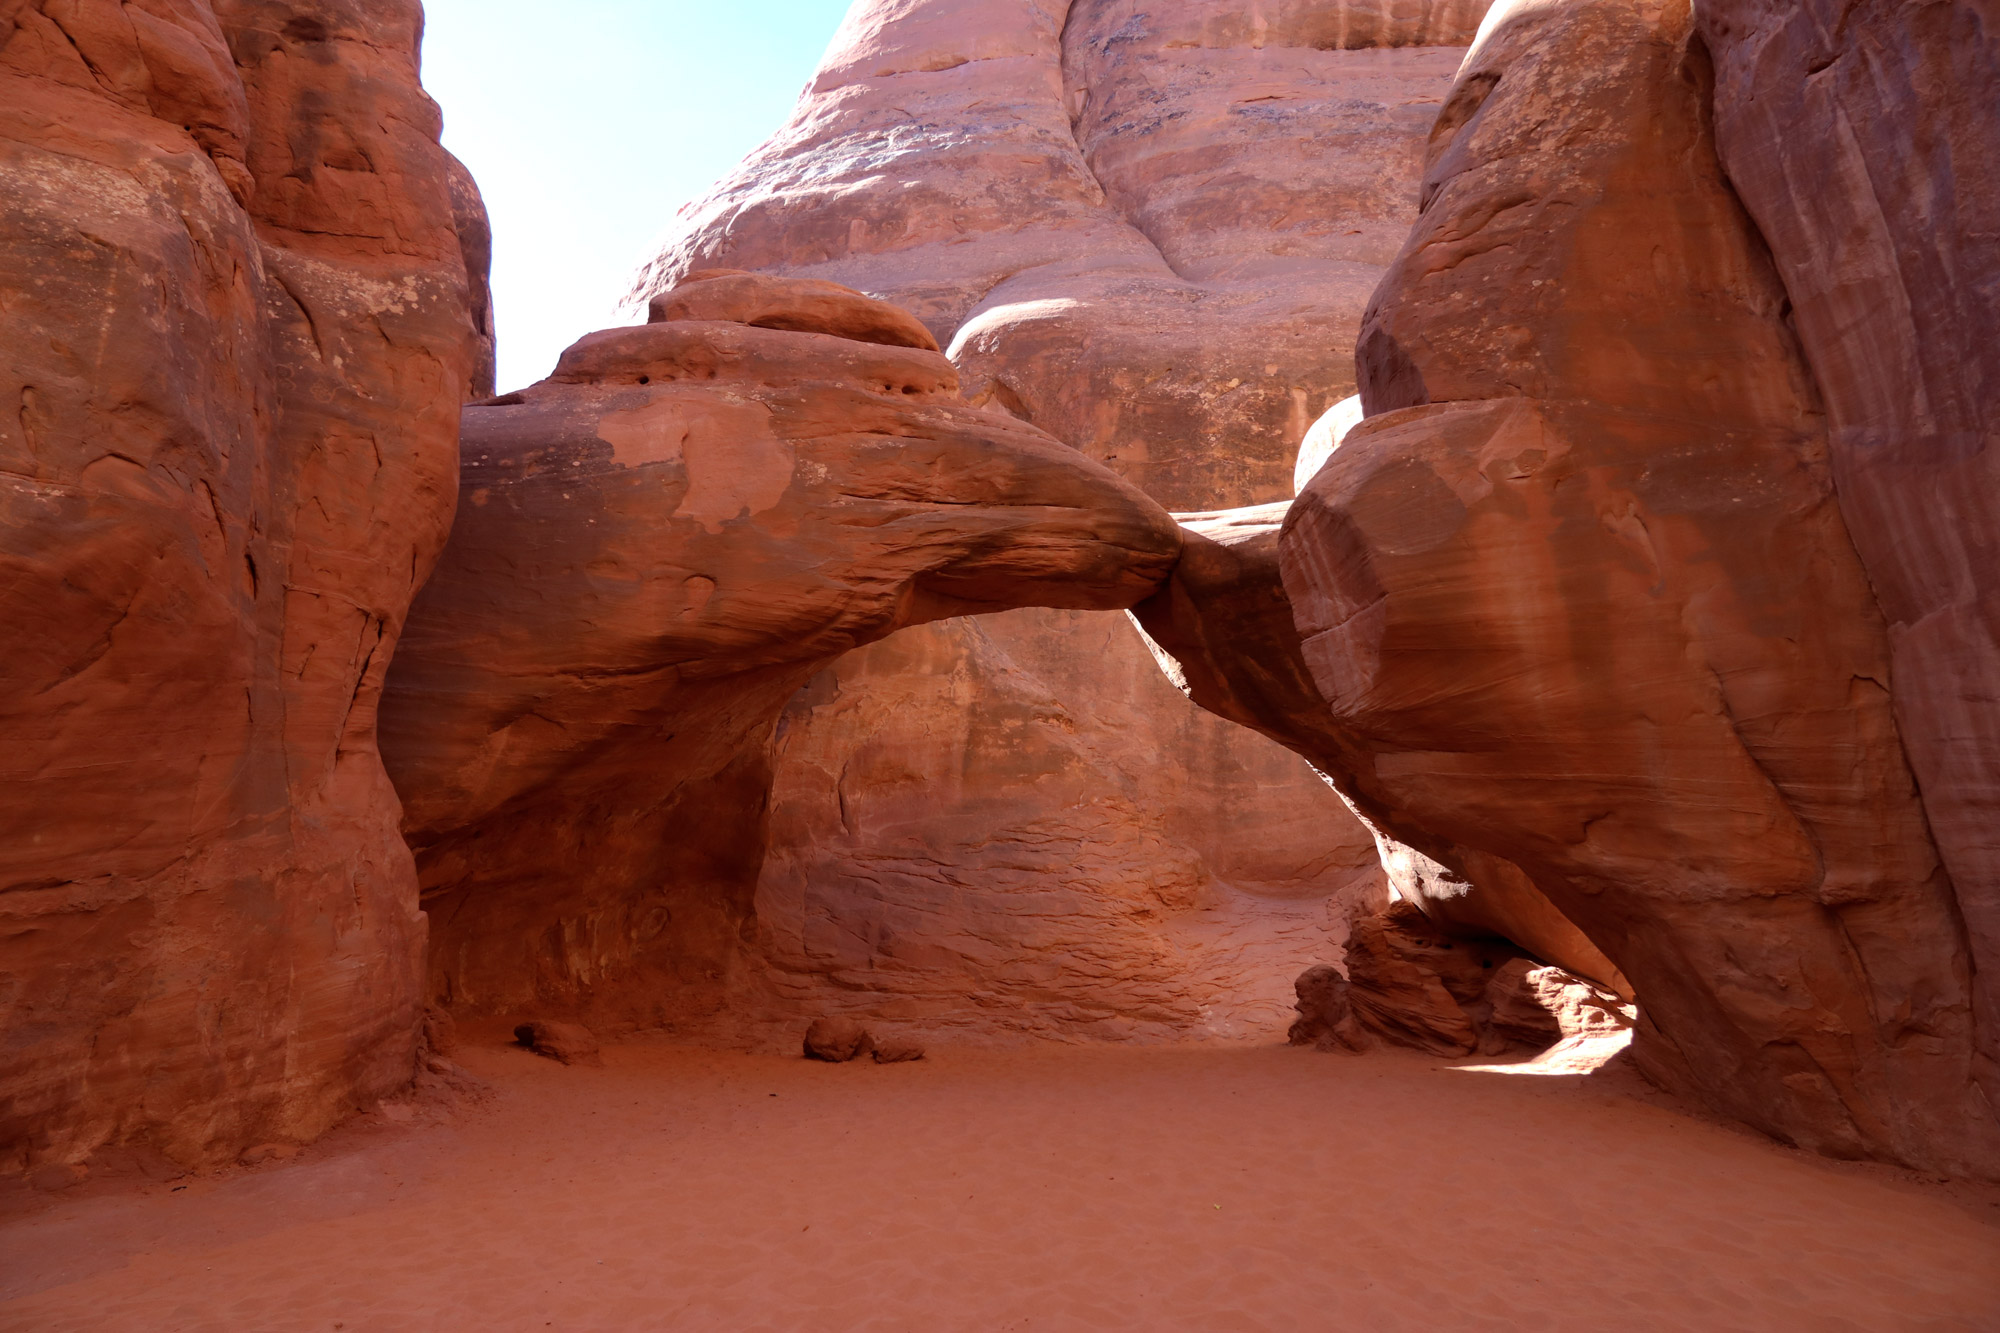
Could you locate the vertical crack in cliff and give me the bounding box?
[1053,0,1195,285]
[335,614,386,758]
[272,265,326,363]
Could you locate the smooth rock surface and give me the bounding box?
[748,607,1389,1046]
[0,0,480,1173]
[1282,0,1996,1174]
[380,273,1183,1029]
[633,0,1492,502]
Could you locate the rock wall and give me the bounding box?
[0,0,479,1171]
[1175,0,1994,1175]
[625,0,1500,1033]
[752,609,1382,1044]
[1696,0,2000,1157]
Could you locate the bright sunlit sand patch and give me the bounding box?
[1453,1029,1636,1076]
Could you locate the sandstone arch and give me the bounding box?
[380,273,1184,1030]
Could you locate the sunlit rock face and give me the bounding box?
[0,0,482,1171]
[635,0,1493,505]
[379,274,1189,1036]
[1269,0,1997,1176]
[1131,506,1625,996]
[627,0,1498,1035]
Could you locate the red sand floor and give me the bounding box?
[3,1040,1996,1331]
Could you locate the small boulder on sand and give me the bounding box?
[514,1020,601,1066]
[1287,964,1372,1053]
[803,1017,874,1063]
[871,1036,926,1064]
[803,1019,925,1063]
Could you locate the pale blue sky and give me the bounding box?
[422,1,854,390]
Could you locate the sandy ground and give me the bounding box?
[3,1039,1996,1332]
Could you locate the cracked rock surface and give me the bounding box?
[0,0,484,1172]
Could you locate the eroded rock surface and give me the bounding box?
[0,0,480,1172]
[622,0,1491,1027]
[1340,903,1526,1057]
[1697,0,2000,1153]
[1291,905,1632,1061]
[380,273,1182,1029]
[1287,964,1371,1054]
[1131,506,1624,994]
[1278,0,1996,1174]
[803,1018,874,1064]
[1481,958,1632,1051]
[747,606,1391,1045]
[633,0,1491,499]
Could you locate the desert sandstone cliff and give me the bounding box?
[0,0,482,1171]
[1696,0,2000,1167]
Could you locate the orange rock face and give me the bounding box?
[379,274,1184,1030]
[623,0,1497,1027]
[1133,505,1625,993]
[0,1,479,1171]
[1696,0,2000,1160]
[1270,0,1998,1174]
[636,0,1492,505]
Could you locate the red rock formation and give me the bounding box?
[635,0,1492,498]
[513,1021,601,1068]
[379,273,1184,1030]
[1274,0,1997,1175]
[0,0,479,1172]
[1341,902,1526,1057]
[446,149,499,400]
[1481,958,1632,1052]
[1696,0,2000,1155]
[649,270,940,351]
[623,1,1493,1022]
[802,1018,874,1064]
[1131,506,1625,993]
[1287,964,1371,1053]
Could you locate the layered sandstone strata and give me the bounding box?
[635,0,1490,492]
[379,273,1186,1032]
[626,1,1498,1023]
[0,0,481,1171]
